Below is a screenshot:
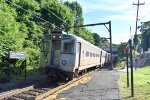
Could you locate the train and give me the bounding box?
[40,30,111,81]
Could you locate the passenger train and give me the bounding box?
[40,30,111,81]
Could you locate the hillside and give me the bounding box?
[0,0,95,82]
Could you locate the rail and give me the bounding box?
[0,69,96,100]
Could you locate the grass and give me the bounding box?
[119,61,150,100]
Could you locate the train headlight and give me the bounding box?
[52,36,56,38]
[45,58,48,63]
[62,60,66,65]
[59,35,61,39]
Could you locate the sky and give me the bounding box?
[63,0,150,44]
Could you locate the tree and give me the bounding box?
[133,33,140,52]
[100,37,109,47]
[93,33,100,46]
[118,42,126,58]
[64,1,83,26]
[140,21,150,51]
[64,1,94,44]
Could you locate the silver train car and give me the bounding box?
[40,30,110,81]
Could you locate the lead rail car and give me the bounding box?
[40,30,110,81]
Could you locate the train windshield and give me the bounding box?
[51,40,61,66]
[43,41,49,51]
[63,42,74,53]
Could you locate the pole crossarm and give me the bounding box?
[133,2,145,5]
[65,21,110,29]
[104,38,110,39]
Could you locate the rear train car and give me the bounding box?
[40,30,109,81]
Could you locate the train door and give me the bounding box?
[77,42,81,67]
[59,40,75,72]
[105,53,107,65]
[51,40,61,66]
[100,51,102,67]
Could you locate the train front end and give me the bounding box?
[40,30,76,81]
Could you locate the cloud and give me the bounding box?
[81,3,129,13]
[112,33,131,44]
[107,14,135,21]
[78,0,133,13]
[111,5,130,11]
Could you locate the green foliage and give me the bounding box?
[93,33,100,46]
[118,42,126,58]
[64,1,83,26]
[140,21,150,51]
[133,33,140,51]
[40,0,74,32]
[80,28,94,44]
[64,1,94,44]
[100,37,110,47]
[25,48,40,68]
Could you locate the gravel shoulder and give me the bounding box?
[56,68,122,100]
[0,74,47,93]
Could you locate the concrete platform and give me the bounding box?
[56,69,122,100]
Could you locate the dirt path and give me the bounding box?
[56,68,122,100]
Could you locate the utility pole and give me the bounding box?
[130,26,132,39]
[133,0,145,35]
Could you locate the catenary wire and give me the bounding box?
[139,12,150,21]
[42,6,66,23]
[6,0,52,25]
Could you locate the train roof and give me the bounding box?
[69,34,106,52]
[49,30,107,53]
[51,30,67,34]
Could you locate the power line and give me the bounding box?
[42,6,66,23]
[139,12,150,20]
[6,0,52,25]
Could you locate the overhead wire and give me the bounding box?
[139,12,150,21]
[6,0,72,30]
[42,6,66,23]
[6,0,53,25]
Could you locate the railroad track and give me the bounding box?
[0,69,97,100]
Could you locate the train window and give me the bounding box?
[93,53,95,57]
[77,43,80,53]
[55,41,61,50]
[63,42,73,53]
[103,53,105,57]
[43,41,49,50]
[86,51,89,57]
[90,52,92,57]
[63,35,71,39]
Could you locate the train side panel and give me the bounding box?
[74,36,106,71]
